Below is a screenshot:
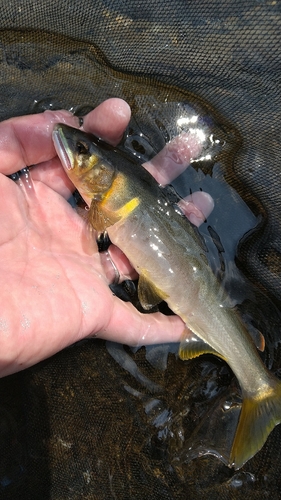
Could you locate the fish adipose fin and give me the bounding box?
[250,327,265,352]
[138,274,168,310]
[179,328,224,360]
[230,379,281,469]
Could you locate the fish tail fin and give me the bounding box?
[230,378,281,469]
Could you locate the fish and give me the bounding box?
[53,123,281,469]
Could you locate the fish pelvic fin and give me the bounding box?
[179,327,225,361]
[138,273,169,310]
[230,378,281,469]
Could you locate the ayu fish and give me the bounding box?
[53,123,281,469]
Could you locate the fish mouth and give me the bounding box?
[53,124,74,171]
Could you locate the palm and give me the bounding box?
[0,98,210,377]
[2,170,110,343]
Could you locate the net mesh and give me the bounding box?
[1,0,281,498]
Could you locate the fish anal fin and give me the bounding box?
[138,274,168,310]
[179,327,222,361]
[230,379,281,469]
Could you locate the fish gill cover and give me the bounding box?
[0,0,281,499]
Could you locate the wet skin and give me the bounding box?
[0,98,213,377]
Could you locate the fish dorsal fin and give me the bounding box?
[88,200,121,232]
[138,274,168,310]
[179,327,225,361]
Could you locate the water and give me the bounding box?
[2,27,281,494]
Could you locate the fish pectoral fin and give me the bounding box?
[230,380,281,469]
[179,327,223,361]
[88,200,122,232]
[138,274,168,310]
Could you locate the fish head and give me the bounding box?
[53,124,116,206]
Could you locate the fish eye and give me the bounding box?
[76,141,89,155]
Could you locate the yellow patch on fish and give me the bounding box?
[89,173,140,231]
[100,173,128,205]
[114,197,140,219]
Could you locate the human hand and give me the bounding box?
[0,98,213,377]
